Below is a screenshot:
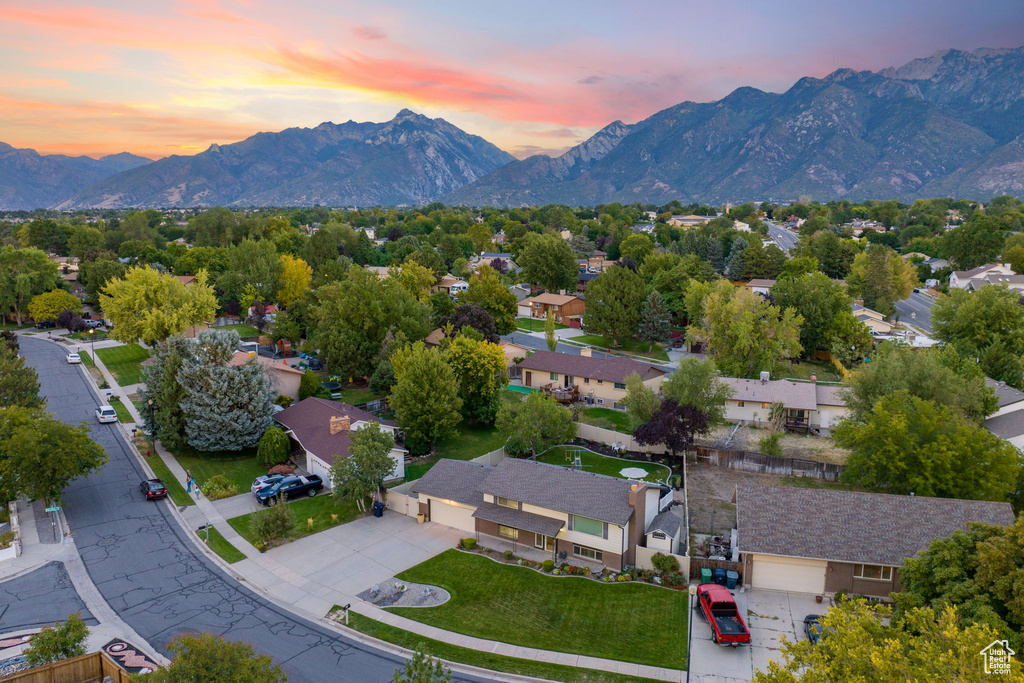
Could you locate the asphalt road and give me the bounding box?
[892,291,935,333]
[766,223,799,254]
[20,337,486,682]
[0,562,96,631]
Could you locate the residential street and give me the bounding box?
[17,337,489,683]
[766,223,799,254]
[892,290,935,333]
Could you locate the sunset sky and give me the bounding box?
[2,0,1023,160]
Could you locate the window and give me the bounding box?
[572,515,603,537]
[596,398,604,405]
[597,379,603,384]
[498,525,519,540]
[652,531,666,540]
[614,382,626,390]
[584,378,590,384]
[573,545,603,562]
[761,402,772,409]
[549,372,558,381]
[497,497,518,509]
[853,564,893,581]
[737,401,745,408]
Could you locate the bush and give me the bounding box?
[250,496,295,549]
[24,613,89,666]
[257,425,291,468]
[268,463,295,475]
[0,530,14,549]
[758,431,784,458]
[542,559,554,572]
[299,369,320,401]
[273,395,293,409]
[502,550,514,561]
[460,538,477,550]
[201,475,238,501]
[651,552,681,574]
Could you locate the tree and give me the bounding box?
[100,267,217,345]
[345,421,397,503]
[257,425,291,468]
[298,369,320,401]
[846,244,917,316]
[622,372,660,430]
[143,632,286,683]
[391,342,462,454]
[832,391,1018,500]
[619,233,654,265]
[634,399,708,463]
[0,245,59,325]
[0,347,43,408]
[942,215,1005,269]
[24,613,89,666]
[771,273,851,355]
[826,311,874,368]
[793,231,857,279]
[441,305,499,343]
[223,239,284,304]
[459,265,517,334]
[660,357,733,425]
[755,600,1001,683]
[581,265,645,346]
[276,254,312,307]
[78,257,128,301]
[56,309,86,333]
[0,407,107,504]
[544,309,557,352]
[392,259,437,303]
[517,233,578,292]
[140,338,192,449]
[496,391,576,457]
[932,284,1024,387]
[445,334,508,423]
[689,282,803,378]
[394,646,452,683]
[27,289,81,323]
[1006,244,1024,274]
[637,290,672,352]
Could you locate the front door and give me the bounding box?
[525,371,532,387]
[535,535,555,552]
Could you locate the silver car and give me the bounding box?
[251,473,286,494]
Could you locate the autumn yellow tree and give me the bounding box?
[100,267,217,345]
[27,289,81,323]
[276,255,312,307]
[390,259,437,303]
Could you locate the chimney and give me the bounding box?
[810,373,817,384]
[760,370,770,385]
[628,482,643,508]
[580,347,592,358]
[330,415,350,435]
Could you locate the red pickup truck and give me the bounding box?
[696,584,751,646]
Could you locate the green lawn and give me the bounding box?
[578,407,631,433]
[536,446,670,483]
[95,344,151,386]
[333,384,380,405]
[227,494,359,547]
[571,335,669,362]
[211,323,262,338]
[80,351,96,368]
[67,330,109,341]
[391,550,686,669]
[346,612,664,683]
[778,360,841,383]
[171,446,266,494]
[142,450,195,507]
[196,526,246,563]
[109,398,133,423]
[517,318,569,332]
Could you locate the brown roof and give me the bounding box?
[273,397,397,465]
[472,501,566,537]
[411,459,492,506]
[229,351,305,375]
[424,328,446,346]
[736,485,1014,566]
[174,275,196,286]
[522,293,581,306]
[517,350,665,384]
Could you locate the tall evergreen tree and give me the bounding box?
[0,347,43,409]
[581,265,644,346]
[637,290,672,352]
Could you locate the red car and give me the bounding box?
[696,584,751,646]
[140,479,168,500]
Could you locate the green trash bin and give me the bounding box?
[700,568,713,585]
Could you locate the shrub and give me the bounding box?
[542,559,554,572]
[651,552,681,574]
[250,496,295,549]
[257,425,291,468]
[273,395,293,409]
[502,550,514,561]
[0,530,14,549]
[268,464,295,475]
[24,613,89,666]
[758,431,784,458]
[461,538,477,550]
[299,370,320,401]
[201,475,238,501]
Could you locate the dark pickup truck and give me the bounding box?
[696,584,751,646]
[255,474,324,505]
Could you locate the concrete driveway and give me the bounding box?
[688,588,752,682]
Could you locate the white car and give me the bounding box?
[67,352,82,364]
[95,405,117,423]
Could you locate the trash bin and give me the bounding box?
[726,570,739,590]
[700,568,713,585]
[714,568,727,585]
[372,501,384,518]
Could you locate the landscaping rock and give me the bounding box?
[355,577,449,608]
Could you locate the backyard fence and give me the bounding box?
[3,651,131,683]
[694,447,843,481]
[689,557,743,583]
[471,447,507,467]
[576,423,668,454]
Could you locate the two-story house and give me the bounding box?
[516,349,667,409]
[719,375,848,435]
[433,274,469,297]
[949,263,1015,289]
[851,303,892,334]
[516,293,586,324]
[410,457,667,570]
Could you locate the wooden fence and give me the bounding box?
[689,557,743,582]
[694,447,843,481]
[4,651,131,683]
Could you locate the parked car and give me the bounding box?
[82,319,105,329]
[67,352,82,364]
[695,584,751,646]
[34,320,55,329]
[140,479,168,500]
[254,474,323,505]
[251,473,286,495]
[803,614,824,644]
[95,405,117,423]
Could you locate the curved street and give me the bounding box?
[18,336,486,682]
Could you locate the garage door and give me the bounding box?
[307,454,332,487]
[428,498,476,533]
[751,555,827,593]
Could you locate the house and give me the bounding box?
[923,257,949,273]
[849,219,887,237]
[985,377,1024,418]
[667,215,710,228]
[735,485,1014,596]
[433,274,469,297]
[229,351,305,400]
[583,252,615,272]
[472,253,520,274]
[409,457,668,570]
[744,279,776,297]
[949,263,1014,289]
[851,304,892,334]
[719,376,848,435]
[966,273,1024,293]
[516,293,586,324]
[509,284,532,302]
[273,397,406,486]
[733,221,751,232]
[516,349,667,409]
[424,328,446,347]
[984,378,1024,449]
[497,340,530,366]
[174,275,197,287]
[61,272,86,299]
[576,271,600,293]
[364,266,392,279]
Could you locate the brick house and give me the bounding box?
[719,376,848,436]
[516,293,586,323]
[516,350,666,409]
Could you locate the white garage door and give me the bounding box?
[307,454,332,487]
[752,555,827,593]
[428,499,476,533]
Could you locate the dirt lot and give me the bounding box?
[700,425,850,465]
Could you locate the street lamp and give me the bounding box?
[686,583,697,683]
[147,399,156,438]
[88,327,95,363]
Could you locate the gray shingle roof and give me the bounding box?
[986,378,1024,409]
[646,510,682,537]
[479,458,635,525]
[472,502,566,537]
[517,350,665,384]
[411,460,493,507]
[719,377,819,411]
[985,410,1024,440]
[736,485,1014,566]
[273,397,395,465]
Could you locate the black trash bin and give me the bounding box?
[372,501,384,518]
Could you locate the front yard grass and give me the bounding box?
[95,344,151,386]
[108,398,132,423]
[516,318,568,332]
[578,407,631,432]
[171,446,265,494]
[196,526,246,563]
[536,446,670,483]
[345,612,665,683]
[391,550,687,669]
[227,494,358,547]
[210,323,262,338]
[571,335,669,362]
[134,440,194,507]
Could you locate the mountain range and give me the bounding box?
[4,46,1024,210]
